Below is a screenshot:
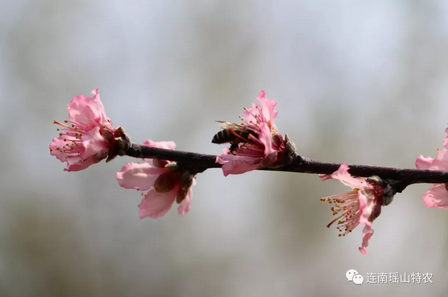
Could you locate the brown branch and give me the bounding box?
[123,142,448,187]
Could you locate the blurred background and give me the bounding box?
[1,0,448,296]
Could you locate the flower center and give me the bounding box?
[50,120,85,159]
[320,189,360,237]
[243,105,270,128]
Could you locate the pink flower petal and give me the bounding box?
[217,154,261,176]
[138,188,177,219]
[415,154,435,170]
[80,126,108,160]
[90,89,110,125]
[357,190,372,225]
[67,89,109,127]
[257,90,278,126]
[358,225,374,255]
[258,124,275,159]
[177,188,193,216]
[117,163,167,191]
[422,185,448,209]
[142,139,176,150]
[318,174,332,181]
[64,151,107,172]
[416,150,448,171]
[330,164,365,189]
[141,140,177,164]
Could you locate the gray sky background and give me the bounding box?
[1,1,448,296]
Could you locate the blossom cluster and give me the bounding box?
[50,89,195,218]
[50,88,448,255]
[46,89,386,254]
[50,89,292,218]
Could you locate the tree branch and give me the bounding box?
[122,142,448,187]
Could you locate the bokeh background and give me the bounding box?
[1,1,448,296]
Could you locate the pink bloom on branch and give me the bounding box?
[416,149,448,171]
[320,164,384,255]
[416,148,448,209]
[216,91,292,176]
[117,140,195,219]
[49,89,117,171]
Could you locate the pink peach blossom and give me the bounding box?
[415,123,448,209]
[216,91,288,176]
[320,164,384,255]
[416,149,448,171]
[117,140,195,218]
[416,148,448,208]
[49,89,116,171]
